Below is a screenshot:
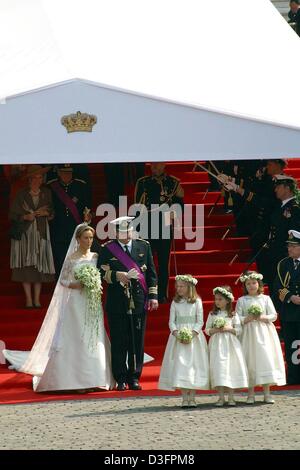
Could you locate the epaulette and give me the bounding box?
[101,240,114,247]
[74,178,87,184]
[47,178,58,184]
[136,238,150,244]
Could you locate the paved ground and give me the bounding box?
[0,391,299,450]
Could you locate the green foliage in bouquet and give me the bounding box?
[74,263,103,350]
[177,327,193,344]
[247,304,263,317]
[213,317,226,329]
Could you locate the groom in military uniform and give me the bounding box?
[273,230,300,385]
[98,216,158,391]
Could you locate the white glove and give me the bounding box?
[225,181,238,192]
[216,173,230,184]
[127,268,139,280]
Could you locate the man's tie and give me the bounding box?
[124,245,131,257]
[294,259,300,270]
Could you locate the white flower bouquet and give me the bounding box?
[247,304,263,317]
[213,317,226,329]
[74,263,103,349]
[177,327,193,344]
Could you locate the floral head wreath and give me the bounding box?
[175,274,198,286]
[213,287,234,302]
[239,272,263,283]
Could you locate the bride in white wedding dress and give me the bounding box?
[3,224,115,392]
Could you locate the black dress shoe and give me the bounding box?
[127,380,142,390]
[116,383,127,391]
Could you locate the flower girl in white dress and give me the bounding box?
[3,224,115,392]
[236,271,286,404]
[205,286,248,406]
[158,274,209,408]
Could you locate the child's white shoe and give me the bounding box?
[181,397,189,408]
[246,396,255,404]
[188,391,197,408]
[188,398,197,408]
[264,395,275,404]
[228,398,236,406]
[215,398,225,407]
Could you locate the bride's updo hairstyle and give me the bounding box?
[75,225,95,240]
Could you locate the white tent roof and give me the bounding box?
[1,0,300,163]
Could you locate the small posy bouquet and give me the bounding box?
[177,327,193,344]
[74,263,103,349]
[247,304,263,317]
[213,317,226,329]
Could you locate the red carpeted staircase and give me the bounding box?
[1,160,300,405]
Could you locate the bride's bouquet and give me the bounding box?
[74,264,103,349]
[177,327,193,344]
[247,304,263,317]
[213,317,226,329]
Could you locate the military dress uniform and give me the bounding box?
[230,160,263,236]
[134,173,184,302]
[264,197,300,291]
[98,234,158,388]
[273,231,300,384]
[47,168,92,276]
[239,169,281,276]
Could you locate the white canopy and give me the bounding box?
[0,0,300,163]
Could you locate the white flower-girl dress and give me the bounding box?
[205,310,248,389]
[158,298,210,391]
[235,294,286,387]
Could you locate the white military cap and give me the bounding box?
[287,230,300,245]
[273,174,295,184]
[110,216,135,232]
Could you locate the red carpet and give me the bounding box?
[1,161,300,404]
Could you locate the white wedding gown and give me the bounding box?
[4,253,115,392]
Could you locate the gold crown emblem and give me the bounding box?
[61,111,97,133]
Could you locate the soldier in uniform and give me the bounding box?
[134,163,184,304]
[264,174,300,292]
[220,160,264,235]
[47,164,92,277]
[273,230,300,384]
[223,159,285,276]
[98,216,158,391]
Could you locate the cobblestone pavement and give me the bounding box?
[0,391,299,450]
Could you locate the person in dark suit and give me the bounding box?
[97,216,158,391]
[273,230,300,385]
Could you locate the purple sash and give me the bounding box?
[106,241,148,297]
[50,181,81,225]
